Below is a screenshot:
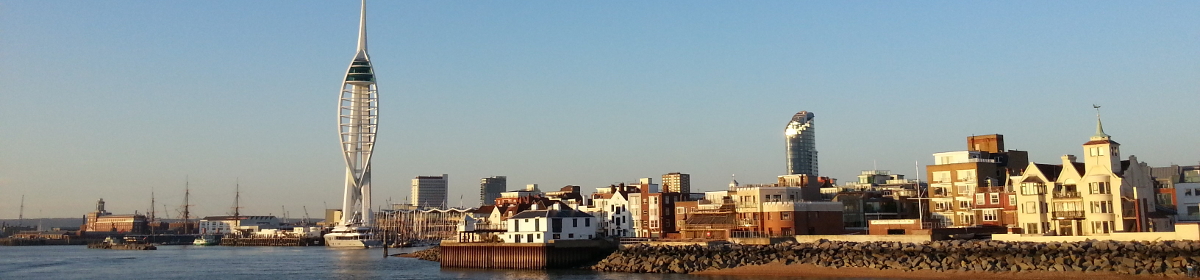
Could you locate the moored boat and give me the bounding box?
[324,225,382,248]
[192,235,220,246]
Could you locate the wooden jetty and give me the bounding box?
[219,237,322,246]
[440,240,616,269]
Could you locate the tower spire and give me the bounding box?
[1091,104,1110,140]
[356,0,368,54]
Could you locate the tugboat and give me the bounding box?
[88,236,157,250]
[192,235,220,246]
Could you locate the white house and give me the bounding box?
[582,185,636,237]
[502,205,596,243]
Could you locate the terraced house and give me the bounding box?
[1013,114,1171,236]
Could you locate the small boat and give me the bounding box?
[88,236,157,250]
[193,235,220,246]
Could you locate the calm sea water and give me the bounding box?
[0,245,879,280]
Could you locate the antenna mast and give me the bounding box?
[18,195,25,226]
[182,177,193,234]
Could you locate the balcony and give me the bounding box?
[1053,210,1084,219]
[1053,191,1082,199]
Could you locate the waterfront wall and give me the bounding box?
[439,240,615,269]
[994,223,1200,242]
[793,234,931,243]
[591,239,1200,276]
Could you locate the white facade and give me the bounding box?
[1014,115,1161,236]
[1175,183,1200,221]
[501,209,597,243]
[412,174,448,208]
[584,188,634,237]
[198,216,280,235]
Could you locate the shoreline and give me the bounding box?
[695,262,1182,280]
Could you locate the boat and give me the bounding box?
[324,225,382,248]
[193,235,220,246]
[87,236,157,250]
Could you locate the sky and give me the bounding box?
[1,0,1197,219]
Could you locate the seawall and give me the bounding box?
[591,239,1200,277]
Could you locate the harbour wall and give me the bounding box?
[439,240,616,269]
[591,239,1200,277]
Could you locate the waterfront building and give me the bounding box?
[82,199,148,234]
[583,184,637,237]
[826,170,925,230]
[412,174,449,208]
[728,184,842,236]
[480,176,506,206]
[785,111,817,176]
[197,216,280,235]
[662,172,691,194]
[926,134,1028,228]
[1151,165,1200,221]
[501,204,596,243]
[1013,112,1169,236]
[326,0,382,248]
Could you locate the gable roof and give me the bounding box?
[509,209,595,220]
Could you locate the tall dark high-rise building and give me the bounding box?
[785,111,817,176]
[480,176,507,206]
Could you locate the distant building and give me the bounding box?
[412,174,449,208]
[480,176,507,206]
[501,205,596,243]
[1013,112,1169,236]
[1151,165,1200,220]
[81,198,148,234]
[198,216,280,235]
[926,134,1028,228]
[662,172,691,194]
[785,111,817,176]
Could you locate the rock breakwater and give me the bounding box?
[591,239,1200,276]
[400,246,440,262]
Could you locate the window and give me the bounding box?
[1189,206,1200,218]
[1091,201,1113,213]
[1009,195,1017,206]
[677,207,685,214]
[1089,182,1111,194]
[573,218,578,227]
[982,210,998,221]
[568,233,574,238]
[934,201,951,211]
[534,219,540,232]
[976,193,985,204]
[959,200,972,209]
[781,212,792,220]
[1025,223,1040,234]
[1021,182,1045,195]
[585,218,590,227]
[990,193,1000,205]
[933,171,952,183]
[957,170,977,182]
[1023,202,1038,214]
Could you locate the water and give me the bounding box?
[0,246,877,280]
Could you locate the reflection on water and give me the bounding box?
[0,246,887,280]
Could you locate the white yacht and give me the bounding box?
[192,235,220,246]
[324,225,382,248]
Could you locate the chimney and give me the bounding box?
[1062,155,1077,164]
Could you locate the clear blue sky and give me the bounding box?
[1,0,1197,218]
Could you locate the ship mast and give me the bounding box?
[18,195,24,226]
[182,178,192,234]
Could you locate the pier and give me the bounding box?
[439,240,616,269]
[220,237,323,246]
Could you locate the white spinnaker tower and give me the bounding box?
[338,0,378,228]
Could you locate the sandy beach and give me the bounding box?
[695,262,1186,279]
